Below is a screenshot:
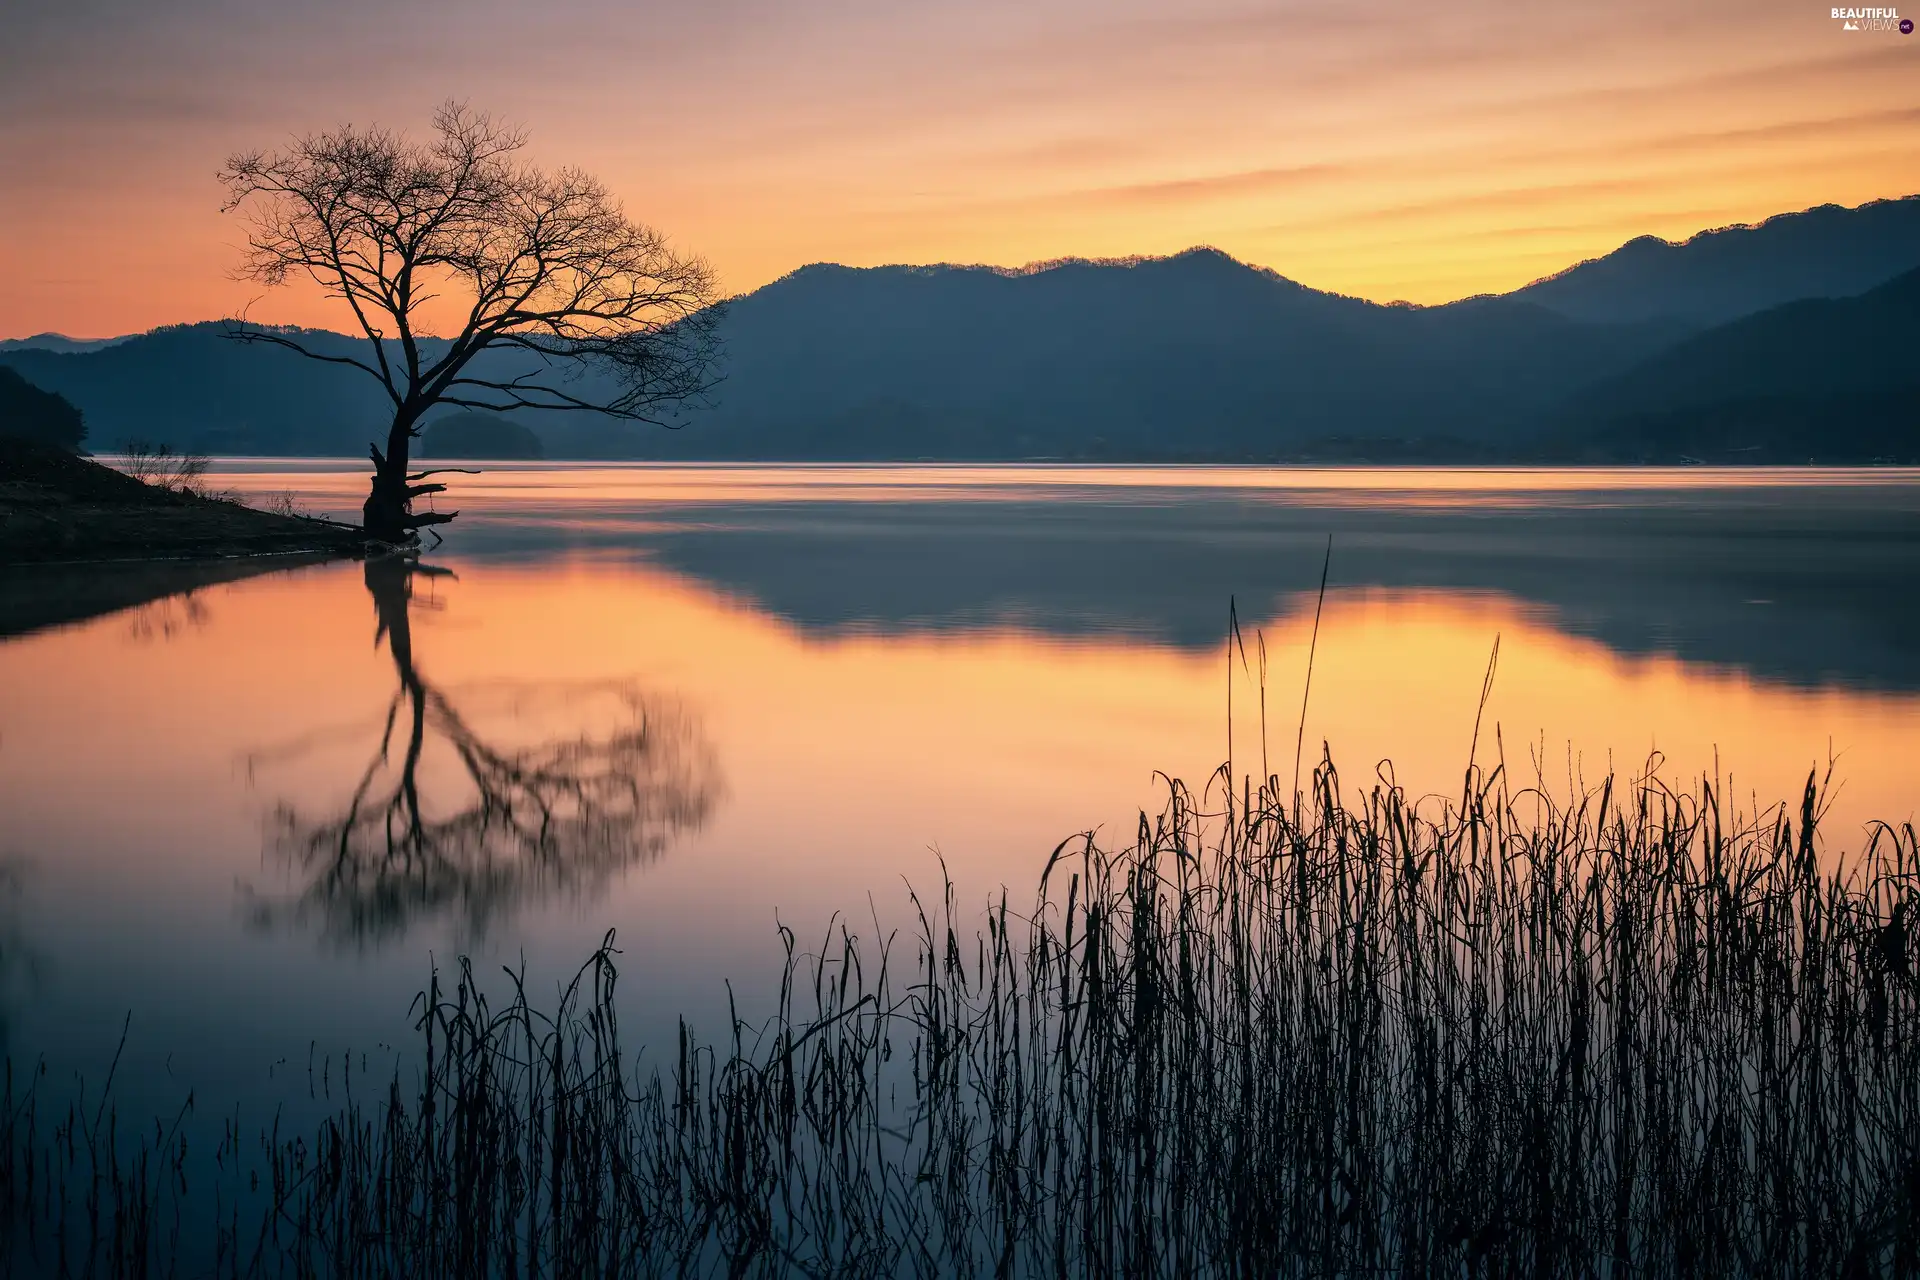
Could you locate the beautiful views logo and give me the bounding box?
[1831,5,1912,29]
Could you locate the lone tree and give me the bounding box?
[219,102,720,542]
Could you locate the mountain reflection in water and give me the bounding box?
[207,462,1920,691]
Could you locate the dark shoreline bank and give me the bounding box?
[0,436,369,568]
[0,437,373,637]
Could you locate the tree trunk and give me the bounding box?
[362,407,458,543]
[362,409,419,543]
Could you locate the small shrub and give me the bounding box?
[256,489,310,519]
[117,439,212,496]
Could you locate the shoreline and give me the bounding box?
[1,436,372,569]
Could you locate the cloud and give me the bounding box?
[7,0,1920,334]
[1092,163,1356,205]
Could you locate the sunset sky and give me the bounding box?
[2,0,1916,339]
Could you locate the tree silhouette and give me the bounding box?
[247,557,720,943]
[219,102,721,542]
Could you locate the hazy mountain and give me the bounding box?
[422,410,545,459]
[2,195,1915,461]
[0,333,132,355]
[1554,266,1920,463]
[1511,196,1920,327]
[0,324,402,455]
[0,324,652,458]
[629,248,1680,458]
[0,256,1683,460]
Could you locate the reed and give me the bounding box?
[7,754,1919,1277]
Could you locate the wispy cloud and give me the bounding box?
[4,0,1919,333]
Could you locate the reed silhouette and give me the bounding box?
[0,860,27,1060]
[7,752,1918,1276]
[244,555,719,943]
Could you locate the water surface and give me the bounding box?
[3,462,1917,1123]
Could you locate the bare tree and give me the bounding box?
[219,102,721,542]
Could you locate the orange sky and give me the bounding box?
[2,0,1917,338]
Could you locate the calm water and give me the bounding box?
[3,463,1919,1124]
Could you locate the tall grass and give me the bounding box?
[7,754,1919,1276]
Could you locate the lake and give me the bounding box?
[3,462,1919,1127]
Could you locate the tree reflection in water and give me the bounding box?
[247,556,720,944]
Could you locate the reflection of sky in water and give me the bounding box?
[2,463,1918,1132]
[207,459,1920,496]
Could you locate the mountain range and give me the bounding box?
[0,333,130,355]
[1555,265,1920,463]
[3,195,1916,463]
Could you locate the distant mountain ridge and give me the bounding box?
[1,195,1915,462]
[0,324,403,455]
[0,333,132,355]
[673,247,1688,459]
[1510,195,1920,326]
[1551,265,1920,462]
